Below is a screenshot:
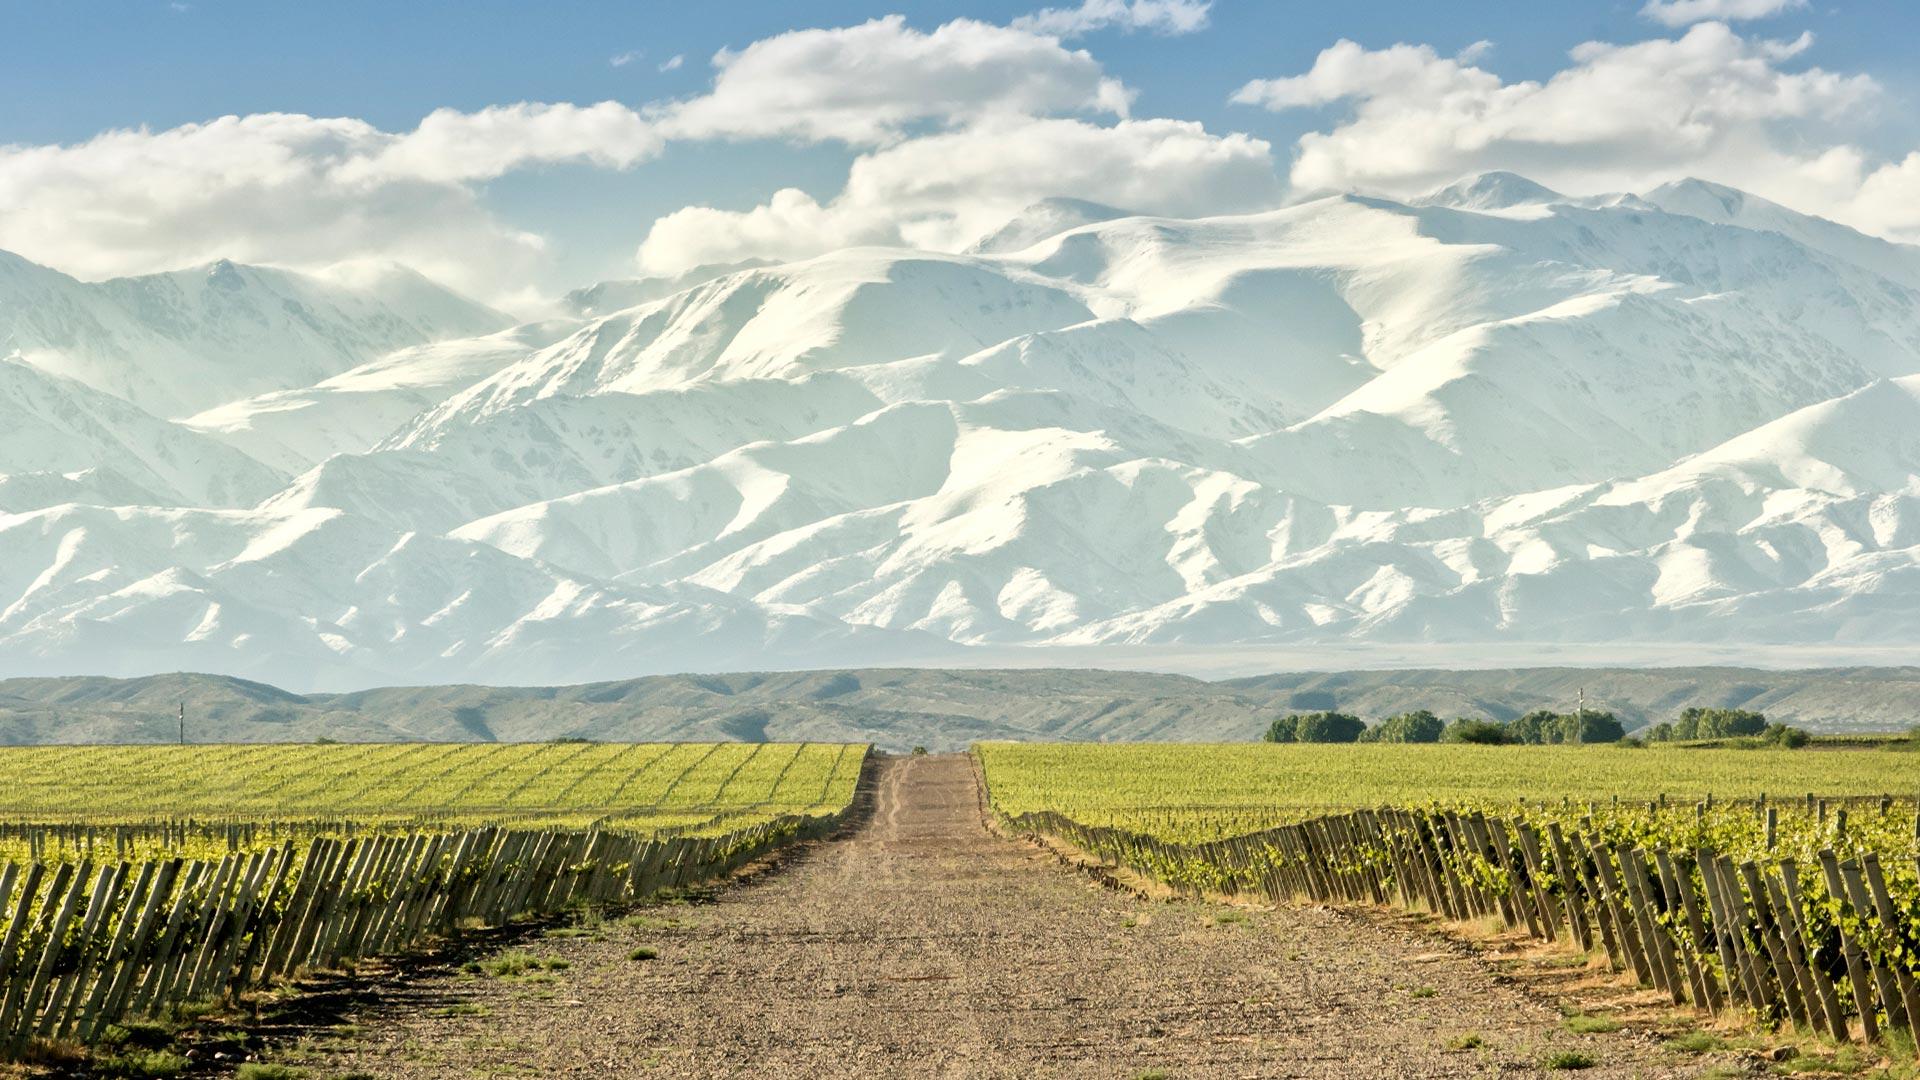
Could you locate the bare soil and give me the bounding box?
[295,754,1702,1078]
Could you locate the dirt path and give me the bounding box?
[304,754,1698,1078]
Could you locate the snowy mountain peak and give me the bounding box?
[969,197,1132,254]
[1417,171,1565,211]
[6,173,1920,688]
[0,248,511,417]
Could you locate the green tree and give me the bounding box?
[1374,709,1444,744]
[1444,718,1513,745]
[1294,711,1367,743]
[1762,722,1810,748]
[1263,715,1299,743]
[1676,707,1767,740]
[1561,710,1625,744]
[1507,710,1559,745]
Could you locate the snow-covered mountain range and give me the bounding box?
[4,173,1919,689]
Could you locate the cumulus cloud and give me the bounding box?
[0,105,662,306]
[658,54,684,72]
[661,16,1131,145]
[1011,0,1211,38]
[1234,24,1873,199]
[637,116,1278,273]
[1641,0,1808,28]
[0,13,1156,306]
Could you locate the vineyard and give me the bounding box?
[978,741,1920,840]
[981,743,1920,1055]
[0,742,868,1058]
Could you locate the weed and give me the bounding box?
[235,1065,308,1080]
[1542,1049,1596,1070]
[98,1020,177,1050]
[1562,1014,1620,1034]
[94,1050,190,1079]
[431,1003,491,1017]
[630,946,659,961]
[1444,1033,1485,1052]
[1409,986,1437,999]
[1663,1031,1723,1054]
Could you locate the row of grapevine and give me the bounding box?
[1003,803,1920,1054]
[0,807,850,1058]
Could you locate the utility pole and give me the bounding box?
[179,701,185,745]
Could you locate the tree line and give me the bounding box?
[1262,706,1809,746]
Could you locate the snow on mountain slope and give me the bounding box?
[0,356,286,511]
[0,251,510,418]
[182,321,580,473]
[5,173,1920,686]
[0,502,942,688]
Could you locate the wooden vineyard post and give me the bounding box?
[1618,847,1685,1003]
[85,858,181,1041]
[1836,858,1911,1040]
[1763,869,1846,1042]
[1858,854,1920,1038]
[0,863,46,1034]
[129,861,209,1018]
[34,861,124,1043]
[1817,850,1881,1043]
[1654,848,1719,1011]
[7,861,89,1052]
[260,840,332,983]
[1738,861,1811,1030]
[56,861,151,1041]
[1591,848,1655,986]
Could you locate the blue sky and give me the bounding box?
[3,1,1917,309]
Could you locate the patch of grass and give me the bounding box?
[98,1020,178,1050]
[1777,1046,1868,1075]
[1562,1014,1620,1034]
[1443,1033,1484,1052]
[1134,1071,1170,1080]
[94,1050,190,1079]
[235,1065,308,1080]
[1663,1031,1724,1054]
[474,950,563,978]
[629,946,659,961]
[1409,986,1437,999]
[1538,952,1590,969]
[1212,910,1247,926]
[430,1003,491,1017]
[1542,1050,1596,1070]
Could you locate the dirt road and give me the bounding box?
[310,754,1695,1078]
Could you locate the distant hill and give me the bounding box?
[2,666,1915,751]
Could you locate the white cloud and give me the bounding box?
[636,116,1278,273]
[0,105,664,307]
[1011,0,1211,38]
[334,102,661,185]
[658,54,684,72]
[1455,40,1494,65]
[610,50,641,68]
[1641,0,1808,28]
[1233,24,1875,200]
[661,16,1131,145]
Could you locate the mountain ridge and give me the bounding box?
[2,172,1920,688]
[2,666,1914,750]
